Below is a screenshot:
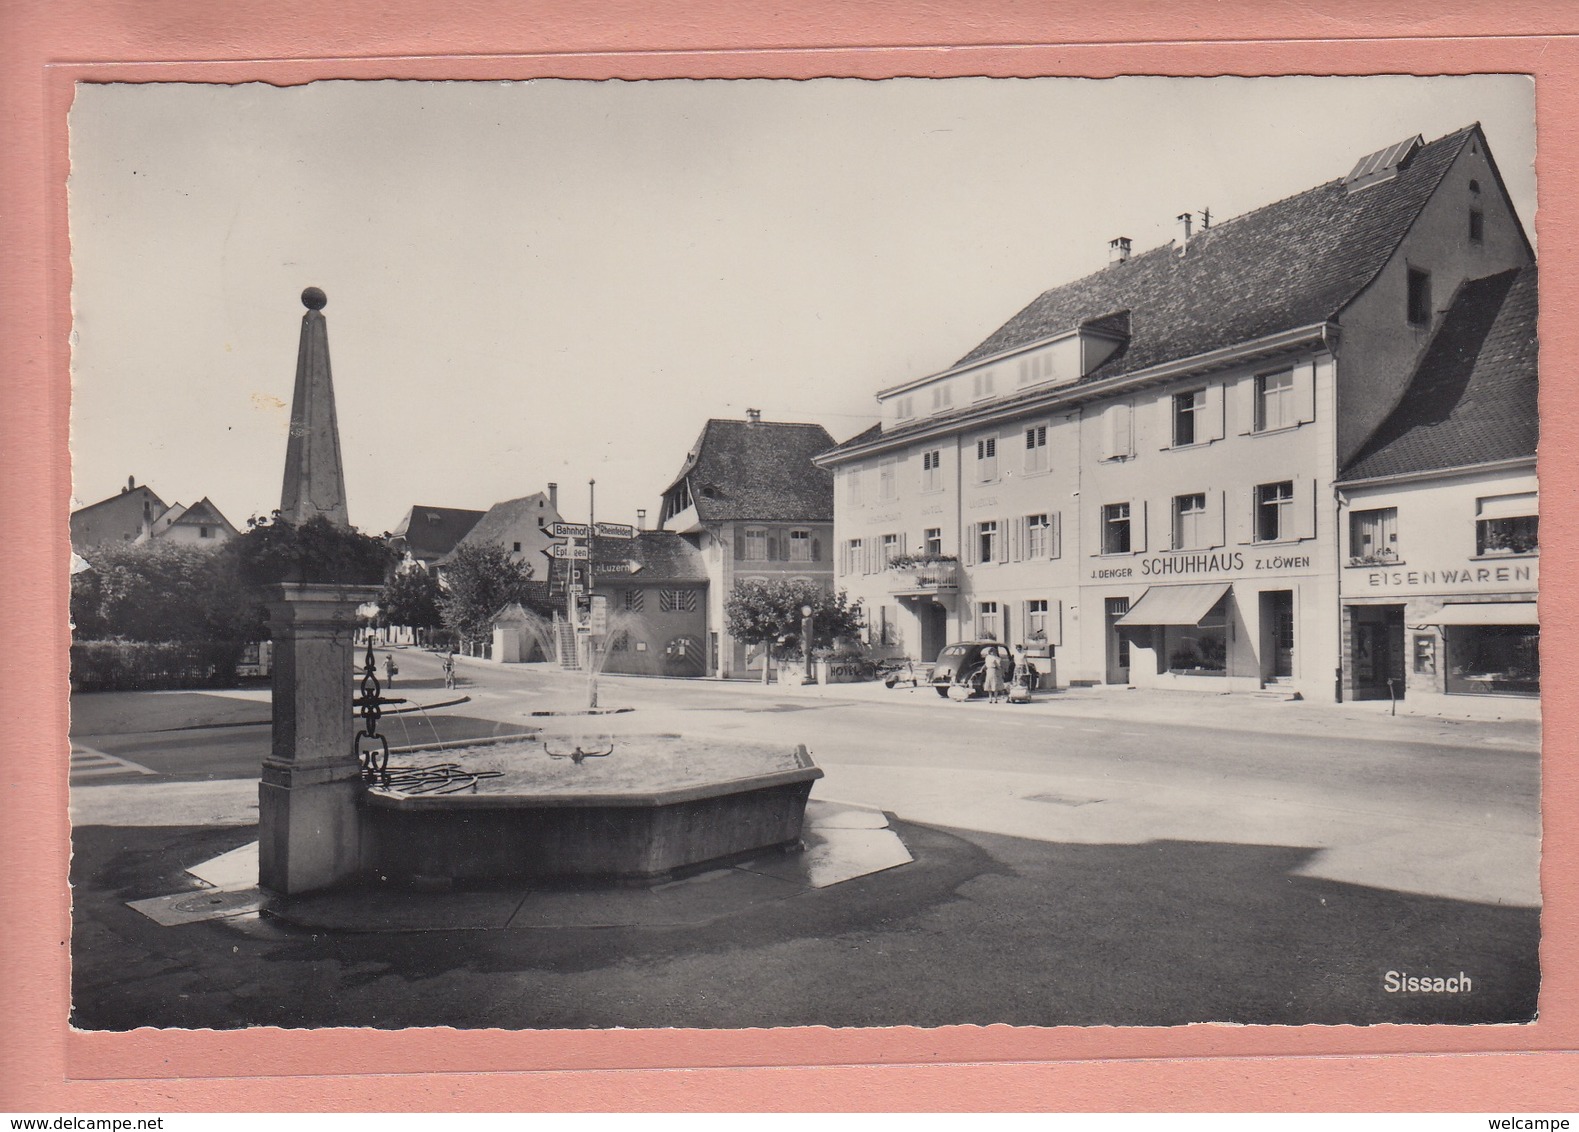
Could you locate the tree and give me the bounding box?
[724,578,864,682]
[379,567,444,638]
[439,542,535,648]
[71,539,264,643]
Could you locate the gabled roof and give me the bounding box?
[664,419,835,523]
[71,482,166,520]
[951,126,1484,377]
[1341,267,1537,482]
[622,531,709,583]
[390,504,487,560]
[446,492,558,560]
[165,497,237,533]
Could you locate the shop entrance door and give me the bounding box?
[1352,606,1406,700]
[1105,597,1131,684]
[918,602,948,665]
[1261,590,1295,682]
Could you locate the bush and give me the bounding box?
[231,512,394,588]
[71,639,250,692]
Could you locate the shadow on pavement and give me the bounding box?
[69,817,1538,1031]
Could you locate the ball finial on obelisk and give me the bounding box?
[279,286,350,527]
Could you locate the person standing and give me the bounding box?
[384,653,398,688]
[982,647,1006,704]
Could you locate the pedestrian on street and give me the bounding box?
[982,647,1006,704]
[384,653,398,688]
[444,650,457,689]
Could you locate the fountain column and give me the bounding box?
[257,287,377,896]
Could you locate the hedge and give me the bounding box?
[71,639,251,692]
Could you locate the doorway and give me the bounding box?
[1350,605,1405,700]
[918,601,948,664]
[1105,597,1131,684]
[1261,590,1295,683]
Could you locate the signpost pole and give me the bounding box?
[587,479,597,707]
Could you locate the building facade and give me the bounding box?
[438,486,564,583]
[1337,266,1538,710]
[70,478,168,550]
[658,415,836,678]
[388,504,487,574]
[817,125,1534,702]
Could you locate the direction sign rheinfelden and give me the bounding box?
[593,521,636,540]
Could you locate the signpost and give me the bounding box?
[541,482,645,674]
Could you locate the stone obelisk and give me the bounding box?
[258,287,376,897]
[279,285,350,527]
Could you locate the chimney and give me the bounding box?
[1177,212,1193,242]
[1108,237,1132,265]
[122,475,135,495]
[548,482,558,510]
[636,509,647,531]
[746,408,761,425]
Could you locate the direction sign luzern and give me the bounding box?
[592,558,644,575]
[546,544,590,560]
[549,521,591,539]
[593,521,636,540]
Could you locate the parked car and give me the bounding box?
[930,641,1023,698]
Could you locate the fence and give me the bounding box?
[70,639,252,692]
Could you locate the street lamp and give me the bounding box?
[801,604,814,680]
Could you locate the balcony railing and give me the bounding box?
[886,557,960,595]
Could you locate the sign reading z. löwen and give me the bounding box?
[1138,552,1312,576]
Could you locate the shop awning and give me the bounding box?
[1117,582,1231,627]
[1431,602,1538,626]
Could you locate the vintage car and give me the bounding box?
[929,640,1031,698]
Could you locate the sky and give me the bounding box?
[68,75,1536,536]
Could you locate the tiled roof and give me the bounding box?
[666,419,836,523]
[390,504,487,560]
[448,493,556,558]
[1341,267,1537,481]
[627,531,709,583]
[168,497,236,533]
[953,126,1480,375]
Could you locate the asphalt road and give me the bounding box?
[67,649,1543,1029]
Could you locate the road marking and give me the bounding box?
[70,745,156,778]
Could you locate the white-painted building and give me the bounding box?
[817,125,1535,703]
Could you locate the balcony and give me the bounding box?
[886,555,960,596]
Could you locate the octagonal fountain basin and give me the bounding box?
[363,734,823,884]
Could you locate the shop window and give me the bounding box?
[789,529,812,561]
[975,435,999,482]
[1255,481,1294,542]
[1255,369,1300,432]
[1350,507,1399,564]
[977,601,1001,641]
[1024,424,1048,473]
[1173,493,1208,550]
[978,520,999,563]
[1165,600,1228,676]
[920,449,943,492]
[1173,389,1206,446]
[1102,503,1131,555]
[1407,267,1432,326]
[923,527,943,557]
[1446,625,1539,697]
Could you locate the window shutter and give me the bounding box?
[1212,489,1227,549]
[1135,500,1149,553]
[1239,488,1257,545]
[1158,390,1175,450]
[812,537,821,562]
[1011,518,1023,562]
[1050,511,1062,559]
[964,523,978,566]
[1050,600,1064,647]
[998,519,1011,564]
[734,528,746,559]
[1300,478,1320,540]
[1204,383,1225,442]
[1295,360,1317,425]
[1238,374,1258,436]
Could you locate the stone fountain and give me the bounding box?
[257,288,821,897]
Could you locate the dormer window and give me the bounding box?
[971,370,996,401]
